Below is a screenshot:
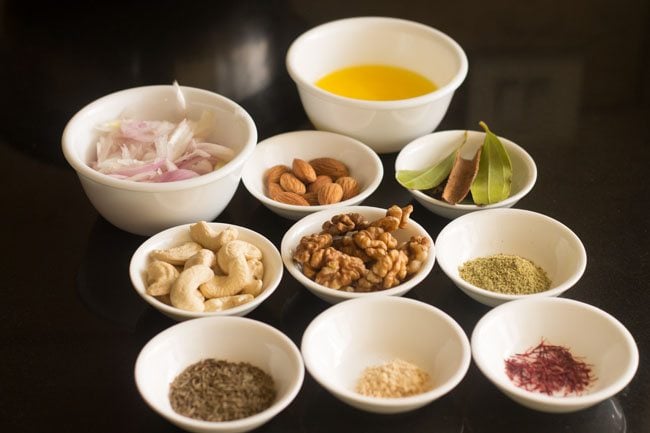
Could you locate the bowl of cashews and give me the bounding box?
[129,221,283,321]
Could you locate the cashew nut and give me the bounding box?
[146,260,180,296]
[204,294,254,312]
[150,241,203,265]
[184,249,216,269]
[170,265,214,312]
[190,221,238,251]
[199,255,250,298]
[217,240,262,273]
[242,258,264,296]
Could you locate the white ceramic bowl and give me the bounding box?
[471,297,639,413]
[395,130,537,219]
[286,17,468,154]
[301,296,471,414]
[435,208,586,307]
[241,130,383,220]
[135,316,304,433]
[130,222,282,321]
[62,85,257,236]
[281,205,435,304]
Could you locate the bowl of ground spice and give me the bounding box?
[301,296,471,414]
[471,297,639,413]
[135,316,304,433]
[435,208,587,307]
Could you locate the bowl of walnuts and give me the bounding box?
[241,130,383,220]
[280,204,435,304]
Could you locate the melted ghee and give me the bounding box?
[315,64,437,101]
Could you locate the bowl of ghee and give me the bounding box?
[286,17,468,154]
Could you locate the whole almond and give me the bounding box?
[292,159,317,183]
[265,164,289,185]
[280,172,306,195]
[336,176,360,200]
[272,191,310,206]
[302,191,320,206]
[309,157,349,179]
[308,175,333,193]
[267,182,284,199]
[318,182,344,205]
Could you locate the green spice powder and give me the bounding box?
[458,254,551,295]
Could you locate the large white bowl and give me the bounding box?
[435,208,587,307]
[135,316,304,433]
[130,222,283,321]
[62,85,257,236]
[471,297,639,413]
[281,205,435,304]
[241,130,383,220]
[286,17,468,154]
[395,130,537,219]
[301,296,471,414]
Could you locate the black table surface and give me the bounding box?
[1,1,648,432]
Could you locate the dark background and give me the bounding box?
[1,1,648,432]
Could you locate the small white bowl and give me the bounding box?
[435,208,586,307]
[241,130,383,220]
[135,316,304,433]
[301,296,471,414]
[62,85,257,236]
[286,17,468,154]
[471,297,639,413]
[130,222,283,321]
[281,206,435,304]
[395,130,537,219]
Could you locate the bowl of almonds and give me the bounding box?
[280,204,435,304]
[241,130,383,220]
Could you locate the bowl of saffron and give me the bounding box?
[471,297,639,413]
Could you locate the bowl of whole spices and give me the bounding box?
[135,316,304,433]
[281,204,435,304]
[301,296,471,414]
[471,297,639,413]
[435,208,587,307]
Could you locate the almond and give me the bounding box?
[302,191,320,206]
[265,164,290,185]
[308,175,333,193]
[336,176,360,200]
[318,182,344,205]
[292,159,317,183]
[309,157,349,179]
[272,191,310,206]
[267,182,283,199]
[279,172,306,195]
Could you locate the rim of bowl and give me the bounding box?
[435,208,587,302]
[280,205,436,301]
[61,85,258,193]
[396,130,538,212]
[242,130,384,213]
[135,316,305,429]
[301,296,472,406]
[129,222,283,319]
[286,16,469,110]
[470,297,639,407]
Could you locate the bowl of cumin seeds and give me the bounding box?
[135,316,304,433]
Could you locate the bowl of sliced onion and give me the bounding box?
[62,83,257,236]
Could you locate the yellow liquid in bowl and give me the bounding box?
[315,65,437,101]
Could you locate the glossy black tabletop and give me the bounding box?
[1,1,648,432]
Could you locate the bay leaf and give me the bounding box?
[471,121,513,204]
[395,132,465,190]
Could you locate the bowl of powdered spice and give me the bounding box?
[435,208,587,307]
[301,296,471,414]
[135,316,304,433]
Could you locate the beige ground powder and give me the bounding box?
[355,358,432,398]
